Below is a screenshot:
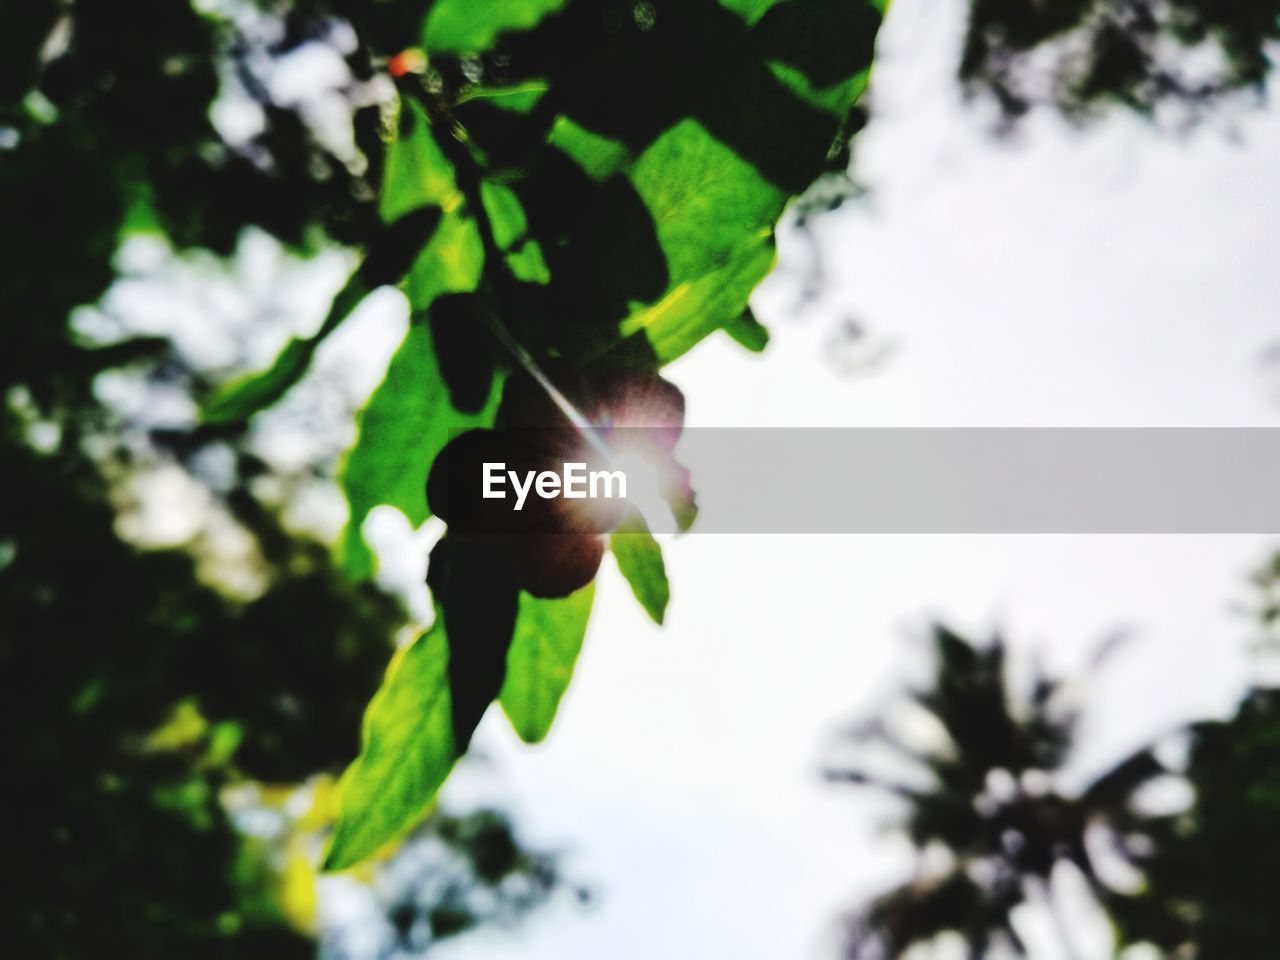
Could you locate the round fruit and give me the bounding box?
[507,532,605,598]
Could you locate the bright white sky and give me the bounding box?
[390,0,1280,958]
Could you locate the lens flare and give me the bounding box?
[611,447,676,534]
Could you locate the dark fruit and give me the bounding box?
[508,533,605,598]
[428,429,545,534]
[592,369,685,448]
[427,365,688,596]
[427,429,501,525]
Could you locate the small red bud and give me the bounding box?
[388,48,427,79]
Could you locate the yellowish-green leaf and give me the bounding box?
[620,240,776,364]
[499,584,595,743]
[480,181,551,284]
[611,526,670,625]
[547,117,631,182]
[615,119,783,363]
[323,623,455,871]
[403,211,484,311]
[723,308,770,352]
[380,101,459,223]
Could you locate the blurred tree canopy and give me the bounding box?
[2,0,884,952]
[829,605,1280,958]
[8,0,1277,955]
[0,0,604,954]
[960,0,1280,122]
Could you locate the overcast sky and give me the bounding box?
[352,0,1280,958]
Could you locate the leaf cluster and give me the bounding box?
[200,0,884,871]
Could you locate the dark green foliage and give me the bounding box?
[0,421,399,957]
[2,0,582,950]
[2,0,384,411]
[5,0,884,894]
[1109,687,1280,956]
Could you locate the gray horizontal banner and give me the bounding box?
[656,428,1280,533]
[442,428,1280,534]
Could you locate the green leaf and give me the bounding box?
[340,184,486,578]
[456,81,551,114]
[480,181,550,284]
[547,117,631,182]
[422,0,566,54]
[323,622,455,871]
[380,101,482,311]
[480,180,528,249]
[614,119,783,364]
[754,0,882,115]
[620,237,777,364]
[381,101,459,223]
[403,210,484,311]
[546,0,881,363]
[499,584,595,743]
[610,525,669,625]
[723,307,770,352]
[767,59,872,116]
[339,322,502,579]
[718,0,791,25]
[632,119,782,281]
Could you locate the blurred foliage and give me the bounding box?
[827,628,1159,956]
[1105,691,1280,956]
[1,0,573,955]
[0,416,395,956]
[369,807,569,952]
[4,0,885,876]
[2,0,388,410]
[1,347,566,957]
[7,0,1280,953]
[960,0,1280,122]
[830,618,1280,958]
